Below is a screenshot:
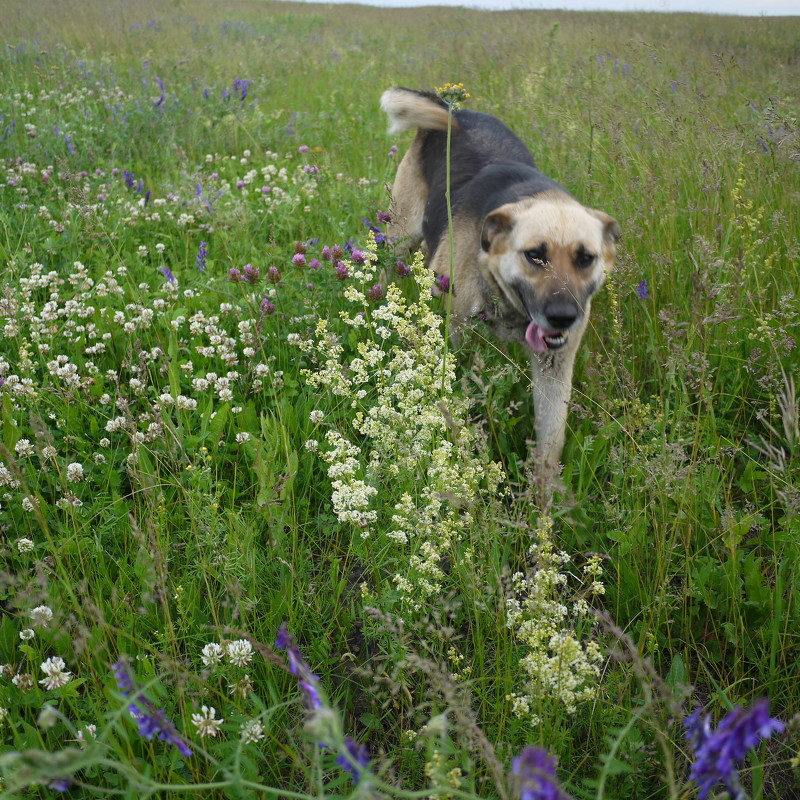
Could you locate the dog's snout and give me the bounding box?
[544,301,579,330]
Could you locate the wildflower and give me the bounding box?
[30,605,54,627]
[226,638,254,666]
[275,623,323,710]
[153,76,165,108]
[242,264,260,284]
[15,438,35,457]
[112,659,192,758]
[292,253,307,267]
[191,705,224,738]
[235,432,251,444]
[294,241,308,254]
[684,698,784,800]
[200,642,224,666]
[635,279,648,300]
[434,82,471,108]
[66,462,84,482]
[377,210,392,224]
[331,244,344,259]
[351,248,367,265]
[337,736,370,784]
[241,718,266,744]
[39,656,72,690]
[196,241,208,272]
[511,746,572,800]
[261,298,276,315]
[228,674,254,698]
[12,673,34,690]
[395,259,411,277]
[321,245,332,261]
[233,78,251,101]
[38,705,59,729]
[19,628,35,641]
[16,538,35,553]
[160,266,177,285]
[310,410,324,424]
[298,145,310,153]
[267,266,281,282]
[334,261,349,281]
[368,284,385,303]
[435,274,451,293]
[228,268,243,283]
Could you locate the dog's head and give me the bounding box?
[479,190,620,353]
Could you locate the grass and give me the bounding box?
[0,0,798,797]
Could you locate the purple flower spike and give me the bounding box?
[334,261,350,281]
[336,736,370,784]
[512,747,572,800]
[261,298,276,316]
[243,264,260,284]
[196,241,208,272]
[111,659,192,759]
[160,266,176,285]
[635,279,648,301]
[685,698,784,800]
[275,623,323,710]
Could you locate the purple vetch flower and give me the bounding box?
[196,240,208,272]
[153,76,165,108]
[685,699,784,800]
[511,747,573,800]
[336,736,370,784]
[275,623,323,710]
[635,279,648,300]
[123,169,136,190]
[111,659,192,758]
[160,266,176,285]
[233,78,251,101]
[47,778,71,792]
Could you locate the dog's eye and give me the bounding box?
[575,248,596,269]
[524,246,547,267]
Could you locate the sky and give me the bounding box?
[299,0,797,14]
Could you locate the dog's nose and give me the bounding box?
[544,302,579,330]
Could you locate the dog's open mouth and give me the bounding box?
[525,321,569,353]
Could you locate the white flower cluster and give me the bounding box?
[505,516,603,723]
[305,236,502,607]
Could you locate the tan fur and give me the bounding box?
[380,88,454,134]
[387,135,427,255]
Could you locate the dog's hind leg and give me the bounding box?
[387,135,426,256]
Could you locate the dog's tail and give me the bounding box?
[380,87,456,135]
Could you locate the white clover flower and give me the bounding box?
[218,388,233,403]
[12,673,34,690]
[30,605,54,627]
[225,639,254,666]
[16,538,35,554]
[19,629,35,641]
[37,704,60,729]
[191,705,223,738]
[14,439,34,457]
[240,718,265,744]
[39,656,72,690]
[99,437,111,448]
[137,245,148,257]
[304,439,319,452]
[309,410,324,424]
[200,642,224,666]
[41,445,57,460]
[235,432,250,444]
[66,462,84,482]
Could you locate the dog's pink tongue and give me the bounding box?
[525,321,550,353]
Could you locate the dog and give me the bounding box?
[380,87,620,470]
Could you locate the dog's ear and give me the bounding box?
[587,208,621,242]
[480,210,513,252]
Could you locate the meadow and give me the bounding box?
[0,0,799,796]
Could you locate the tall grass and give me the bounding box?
[0,0,798,797]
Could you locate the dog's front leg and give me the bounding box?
[529,319,587,470]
